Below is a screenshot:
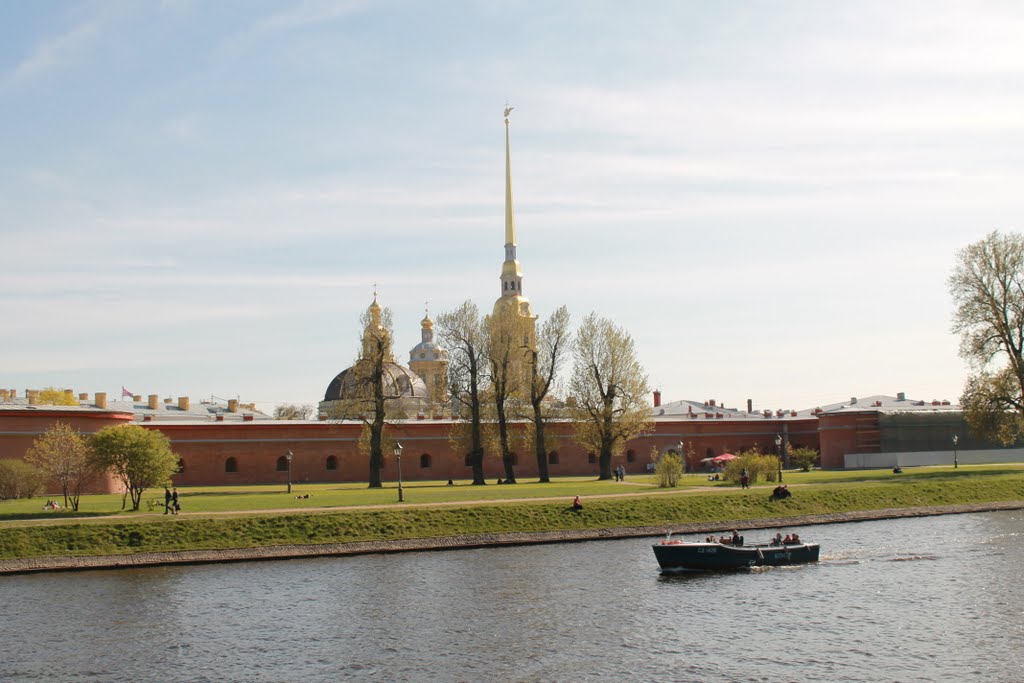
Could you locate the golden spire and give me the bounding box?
[504,104,516,247]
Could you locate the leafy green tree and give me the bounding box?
[0,459,46,500]
[25,421,96,510]
[91,425,178,510]
[568,313,652,480]
[950,231,1024,443]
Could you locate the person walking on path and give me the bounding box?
[171,487,180,515]
[164,487,172,515]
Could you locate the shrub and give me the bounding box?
[789,447,819,472]
[723,449,780,484]
[0,459,47,500]
[654,451,684,488]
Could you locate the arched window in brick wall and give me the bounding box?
[225,457,238,473]
[548,451,559,465]
[587,452,596,464]
[626,450,636,463]
[326,455,338,471]
[276,456,289,472]
[510,452,518,466]
[706,447,714,459]
[464,453,473,467]
[420,453,431,468]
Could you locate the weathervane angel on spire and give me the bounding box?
[504,102,514,122]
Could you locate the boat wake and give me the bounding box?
[887,554,939,562]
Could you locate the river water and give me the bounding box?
[1,511,1022,682]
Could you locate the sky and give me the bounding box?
[2,0,1023,415]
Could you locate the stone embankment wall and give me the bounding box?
[2,501,1020,575]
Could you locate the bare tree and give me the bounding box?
[324,302,406,488]
[523,305,572,482]
[273,404,314,420]
[25,421,96,510]
[568,313,652,480]
[950,231,1024,443]
[484,308,532,483]
[437,301,489,485]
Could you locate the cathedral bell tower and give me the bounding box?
[493,105,536,325]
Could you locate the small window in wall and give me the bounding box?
[588,452,596,464]
[510,452,518,466]
[176,458,185,474]
[326,455,338,471]
[626,450,636,463]
[420,453,432,468]
[465,453,473,467]
[225,457,238,473]
[548,451,559,465]
[276,456,289,472]
[706,447,714,459]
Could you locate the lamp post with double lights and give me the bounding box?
[774,434,783,482]
[285,450,293,494]
[677,441,685,472]
[952,434,959,469]
[394,442,404,502]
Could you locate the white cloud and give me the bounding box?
[4,18,100,86]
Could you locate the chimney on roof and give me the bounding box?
[709,399,716,407]
[148,394,159,410]
[747,398,752,414]
[64,389,74,400]
[27,391,38,405]
[79,393,88,401]
[228,399,239,413]
[178,396,190,412]
[850,397,857,405]
[95,392,108,409]
[132,395,141,402]
[0,389,7,402]
[897,391,906,401]
[164,397,172,404]
[653,390,661,408]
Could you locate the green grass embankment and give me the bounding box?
[2,472,1023,561]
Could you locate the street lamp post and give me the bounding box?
[286,450,293,494]
[394,442,404,502]
[774,434,783,482]
[952,434,959,469]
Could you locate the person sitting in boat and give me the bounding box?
[771,532,783,546]
[783,534,794,544]
[790,532,801,544]
[571,495,583,511]
[731,530,742,546]
[706,535,715,543]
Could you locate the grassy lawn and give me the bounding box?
[2,463,1022,524]
[1,469,1023,560]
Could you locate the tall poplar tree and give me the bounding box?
[437,301,489,485]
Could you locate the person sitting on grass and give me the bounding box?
[571,495,583,511]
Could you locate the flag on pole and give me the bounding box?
[122,387,133,398]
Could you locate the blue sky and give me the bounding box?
[3,0,1023,414]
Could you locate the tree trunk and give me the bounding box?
[533,402,550,482]
[497,402,516,483]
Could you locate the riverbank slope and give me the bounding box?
[3,474,1023,573]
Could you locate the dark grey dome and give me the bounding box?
[324,362,428,402]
